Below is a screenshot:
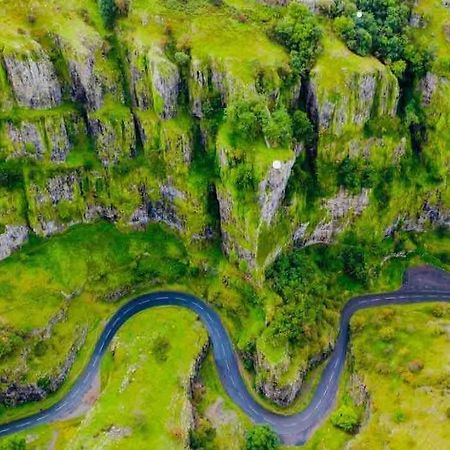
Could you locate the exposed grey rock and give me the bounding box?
[216,189,256,268]
[37,219,68,237]
[48,118,72,162]
[307,64,399,135]
[385,201,450,236]
[84,205,119,223]
[148,200,184,231]
[7,122,45,159]
[67,53,104,110]
[420,72,439,106]
[0,327,87,407]
[160,183,186,202]
[255,345,333,406]
[259,157,296,225]
[3,51,62,109]
[409,12,426,28]
[296,189,370,247]
[88,115,136,166]
[189,59,209,118]
[0,225,29,261]
[47,173,79,205]
[129,207,149,228]
[150,55,180,119]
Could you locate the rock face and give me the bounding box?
[88,114,136,166]
[385,201,450,236]
[0,225,29,261]
[0,327,87,407]
[259,157,296,225]
[307,40,399,136]
[3,51,62,109]
[295,189,370,247]
[150,55,180,119]
[255,344,333,406]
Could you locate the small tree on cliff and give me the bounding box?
[99,0,117,28]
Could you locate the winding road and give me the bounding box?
[0,266,449,445]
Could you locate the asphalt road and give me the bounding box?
[0,270,449,445]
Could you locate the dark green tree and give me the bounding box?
[99,0,117,28]
[245,425,280,450]
[275,3,322,76]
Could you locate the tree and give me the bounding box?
[262,108,292,148]
[245,425,280,450]
[331,405,360,432]
[341,245,368,283]
[225,98,266,141]
[292,110,314,145]
[337,156,360,191]
[99,0,117,28]
[275,3,322,76]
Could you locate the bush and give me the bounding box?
[226,98,265,141]
[99,0,117,28]
[341,244,368,283]
[292,110,314,145]
[151,336,171,362]
[331,405,360,432]
[262,108,292,147]
[275,3,322,76]
[0,437,26,450]
[245,425,280,450]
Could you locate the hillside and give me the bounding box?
[0,0,449,448]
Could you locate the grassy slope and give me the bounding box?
[192,302,450,450]
[0,307,208,449]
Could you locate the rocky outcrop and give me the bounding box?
[4,114,82,162]
[0,327,87,407]
[420,72,439,106]
[217,188,256,269]
[6,122,45,159]
[255,345,333,406]
[0,225,29,261]
[128,46,180,119]
[88,113,136,166]
[307,41,399,136]
[385,201,450,236]
[151,55,180,119]
[259,157,296,225]
[3,50,62,109]
[295,189,370,247]
[47,173,79,204]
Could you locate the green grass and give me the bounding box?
[0,307,208,449]
[0,221,193,411]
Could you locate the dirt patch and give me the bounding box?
[205,397,238,427]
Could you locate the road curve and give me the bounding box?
[0,281,449,444]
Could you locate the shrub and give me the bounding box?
[99,0,117,28]
[379,326,395,342]
[0,437,26,450]
[226,98,265,141]
[151,336,171,362]
[341,245,368,283]
[262,108,293,147]
[331,405,360,432]
[245,425,280,450]
[292,110,314,145]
